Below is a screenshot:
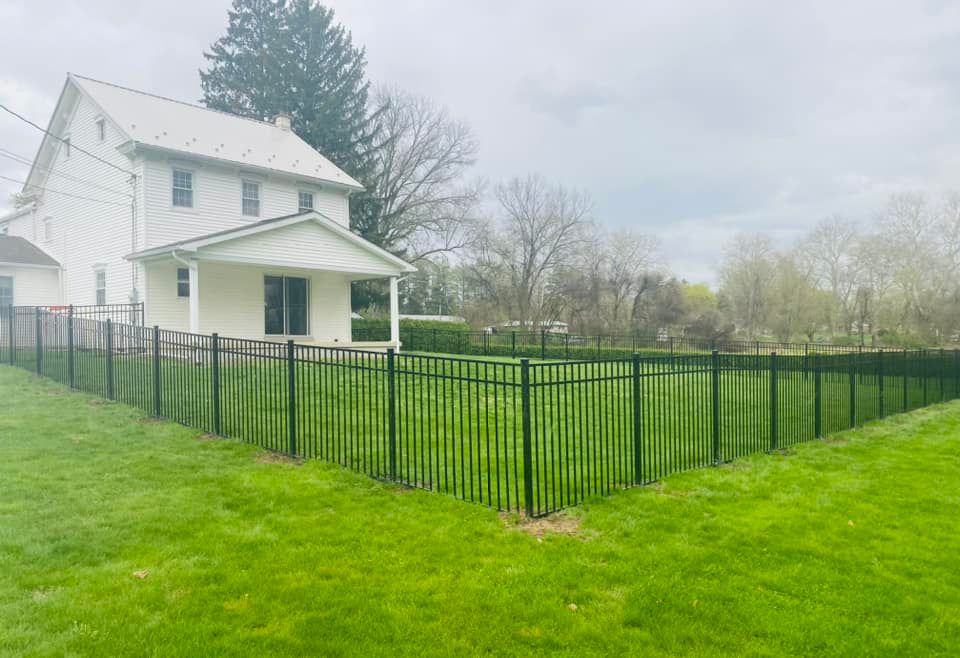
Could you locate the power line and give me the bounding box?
[0,173,130,208]
[0,103,134,178]
[0,147,133,200]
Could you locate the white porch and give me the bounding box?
[126,211,415,349]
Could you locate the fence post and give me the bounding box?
[35,307,42,375]
[770,352,778,450]
[878,349,885,418]
[287,340,297,457]
[541,330,546,360]
[565,333,570,359]
[8,305,15,366]
[105,319,114,400]
[482,331,488,356]
[940,348,946,402]
[67,306,75,388]
[511,331,516,359]
[211,333,222,435]
[595,334,601,357]
[922,349,928,407]
[849,352,857,428]
[903,349,909,411]
[433,328,438,354]
[814,353,822,438]
[387,347,397,480]
[632,353,643,485]
[711,350,721,465]
[803,343,809,380]
[152,325,161,416]
[955,349,960,400]
[520,358,535,517]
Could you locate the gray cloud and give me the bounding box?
[3,0,960,284]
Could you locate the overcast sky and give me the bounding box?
[2,0,959,283]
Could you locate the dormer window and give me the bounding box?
[298,191,314,213]
[242,181,260,217]
[96,118,106,141]
[172,169,194,208]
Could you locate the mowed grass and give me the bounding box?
[2,367,960,655]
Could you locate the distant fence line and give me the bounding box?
[355,325,899,360]
[3,305,959,517]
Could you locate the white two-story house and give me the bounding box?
[0,74,414,347]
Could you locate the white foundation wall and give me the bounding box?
[144,259,352,342]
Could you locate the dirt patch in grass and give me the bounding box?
[255,451,302,465]
[508,512,584,539]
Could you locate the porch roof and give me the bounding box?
[125,210,416,278]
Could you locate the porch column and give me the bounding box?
[188,260,200,334]
[389,276,400,348]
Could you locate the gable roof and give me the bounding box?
[125,210,416,275]
[0,236,60,268]
[25,74,363,194]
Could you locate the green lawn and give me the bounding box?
[2,367,960,655]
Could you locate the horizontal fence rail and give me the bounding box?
[4,305,959,517]
[353,325,917,361]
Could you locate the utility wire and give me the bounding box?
[0,173,130,208]
[0,147,133,199]
[0,103,135,177]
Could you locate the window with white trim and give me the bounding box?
[43,217,53,242]
[298,191,314,213]
[242,181,261,216]
[172,169,193,208]
[96,118,106,141]
[177,268,190,298]
[0,276,12,309]
[95,269,106,305]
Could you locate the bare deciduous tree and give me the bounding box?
[469,175,592,327]
[719,234,776,339]
[365,87,482,261]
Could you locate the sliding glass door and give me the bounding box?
[264,275,309,336]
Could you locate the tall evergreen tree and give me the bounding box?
[200,0,381,219]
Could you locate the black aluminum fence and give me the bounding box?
[4,305,959,517]
[354,325,897,360]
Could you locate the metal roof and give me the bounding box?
[71,74,364,190]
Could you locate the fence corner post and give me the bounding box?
[814,352,823,438]
[520,358,535,517]
[8,305,15,366]
[105,318,114,400]
[67,308,75,388]
[878,349,885,418]
[286,339,297,457]
[711,349,721,465]
[541,329,547,360]
[387,347,397,480]
[769,351,778,451]
[849,351,857,428]
[632,352,643,484]
[152,325,161,417]
[34,307,42,375]
[211,333,221,435]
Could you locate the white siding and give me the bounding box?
[142,153,350,248]
[0,208,37,241]
[0,266,61,305]
[199,221,401,276]
[31,93,144,306]
[144,259,351,341]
